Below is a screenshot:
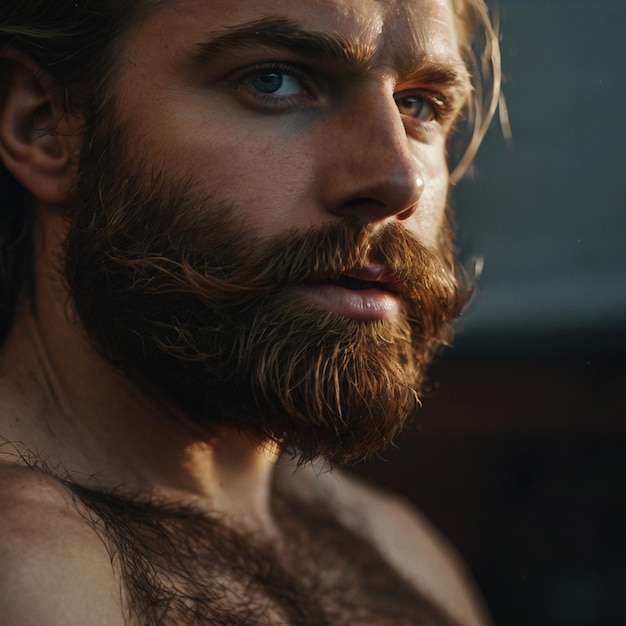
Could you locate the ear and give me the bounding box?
[0,49,82,206]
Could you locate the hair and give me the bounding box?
[450,0,502,184]
[0,0,501,341]
[0,0,153,336]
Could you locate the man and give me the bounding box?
[0,0,499,624]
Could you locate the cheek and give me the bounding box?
[130,110,319,237]
[412,177,448,247]
[191,139,318,236]
[406,146,449,248]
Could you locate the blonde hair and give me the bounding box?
[450,0,503,183]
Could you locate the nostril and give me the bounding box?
[396,203,418,220]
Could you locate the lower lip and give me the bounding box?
[294,284,401,321]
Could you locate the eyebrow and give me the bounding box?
[191,17,375,71]
[190,16,471,96]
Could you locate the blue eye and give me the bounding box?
[396,95,436,121]
[249,71,283,93]
[244,69,305,97]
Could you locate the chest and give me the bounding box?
[72,487,459,626]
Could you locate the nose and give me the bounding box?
[318,85,425,223]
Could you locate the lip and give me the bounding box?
[295,263,404,321]
[340,263,404,294]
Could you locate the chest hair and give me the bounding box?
[69,483,461,626]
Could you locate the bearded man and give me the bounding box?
[0,0,499,624]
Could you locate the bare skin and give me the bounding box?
[0,0,492,623]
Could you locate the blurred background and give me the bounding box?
[354,1,626,624]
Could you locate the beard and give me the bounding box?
[63,112,468,465]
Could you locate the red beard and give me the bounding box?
[64,115,467,464]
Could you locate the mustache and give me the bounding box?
[109,217,460,312]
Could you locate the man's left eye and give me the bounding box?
[242,69,305,97]
[395,95,436,121]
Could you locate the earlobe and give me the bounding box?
[0,50,80,206]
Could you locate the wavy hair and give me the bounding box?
[0,0,501,341]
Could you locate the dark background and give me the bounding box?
[354,1,626,624]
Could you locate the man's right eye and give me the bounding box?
[242,69,304,96]
[233,63,316,109]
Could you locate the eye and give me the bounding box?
[241,67,307,98]
[395,95,437,122]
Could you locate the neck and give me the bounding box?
[0,301,281,534]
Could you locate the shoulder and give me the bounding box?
[0,463,126,626]
[275,458,493,626]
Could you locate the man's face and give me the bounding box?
[113,0,467,249]
[64,0,470,463]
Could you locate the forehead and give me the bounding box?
[132,0,461,67]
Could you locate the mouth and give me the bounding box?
[296,264,403,321]
[311,264,404,294]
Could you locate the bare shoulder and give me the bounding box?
[276,458,493,626]
[0,463,126,626]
